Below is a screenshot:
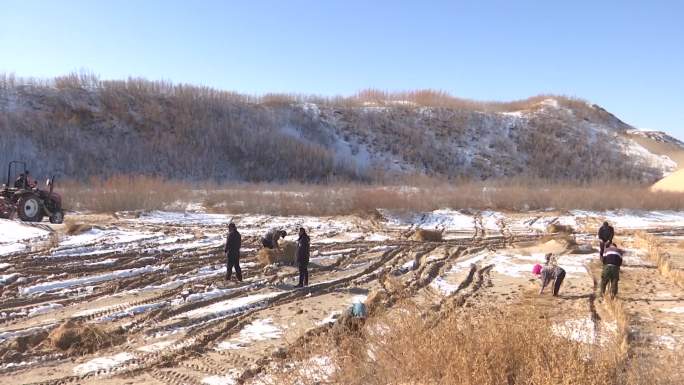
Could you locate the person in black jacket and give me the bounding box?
[14,173,27,189]
[597,221,614,258]
[601,242,623,299]
[295,227,310,288]
[224,223,242,281]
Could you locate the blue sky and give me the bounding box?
[1,0,683,136]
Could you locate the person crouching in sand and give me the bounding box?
[533,253,566,296]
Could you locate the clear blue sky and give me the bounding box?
[1,0,683,136]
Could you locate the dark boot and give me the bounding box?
[234,260,243,282]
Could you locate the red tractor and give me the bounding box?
[0,161,64,224]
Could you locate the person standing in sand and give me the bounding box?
[601,242,623,299]
[598,221,614,259]
[295,227,310,288]
[224,223,242,282]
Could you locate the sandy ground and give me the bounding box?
[1,209,683,384]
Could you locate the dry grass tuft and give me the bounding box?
[546,223,575,234]
[64,221,96,235]
[364,289,390,316]
[47,319,123,354]
[412,228,443,242]
[604,297,632,357]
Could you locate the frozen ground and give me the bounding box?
[0,208,683,384]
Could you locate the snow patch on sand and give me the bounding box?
[491,254,536,277]
[660,306,684,314]
[0,219,48,243]
[216,318,282,350]
[136,211,233,225]
[178,292,282,319]
[572,210,684,229]
[0,324,57,343]
[98,302,167,322]
[202,374,238,385]
[318,311,342,325]
[366,233,391,242]
[59,228,160,248]
[20,265,169,296]
[0,243,28,256]
[656,335,677,350]
[28,303,63,317]
[0,273,20,285]
[450,251,489,272]
[302,355,336,381]
[137,340,174,353]
[430,277,460,295]
[552,318,596,344]
[351,295,368,304]
[382,209,474,231]
[185,283,257,303]
[73,352,135,375]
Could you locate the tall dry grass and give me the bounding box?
[271,305,680,385]
[1,72,587,112]
[202,180,684,215]
[61,175,190,212]
[61,176,684,214]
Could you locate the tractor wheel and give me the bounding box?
[49,210,64,224]
[17,195,44,222]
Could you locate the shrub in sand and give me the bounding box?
[546,223,575,234]
[64,220,99,236]
[412,228,443,242]
[364,289,390,316]
[257,241,297,265]
[47,319,123,354]
[6,331,48,354]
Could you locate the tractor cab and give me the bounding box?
[2,161,27,190]
[0,161,64,223]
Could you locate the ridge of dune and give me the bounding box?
[651,168,684,193]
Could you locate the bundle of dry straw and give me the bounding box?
[257,241,297,265]
[412,228,444,242]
